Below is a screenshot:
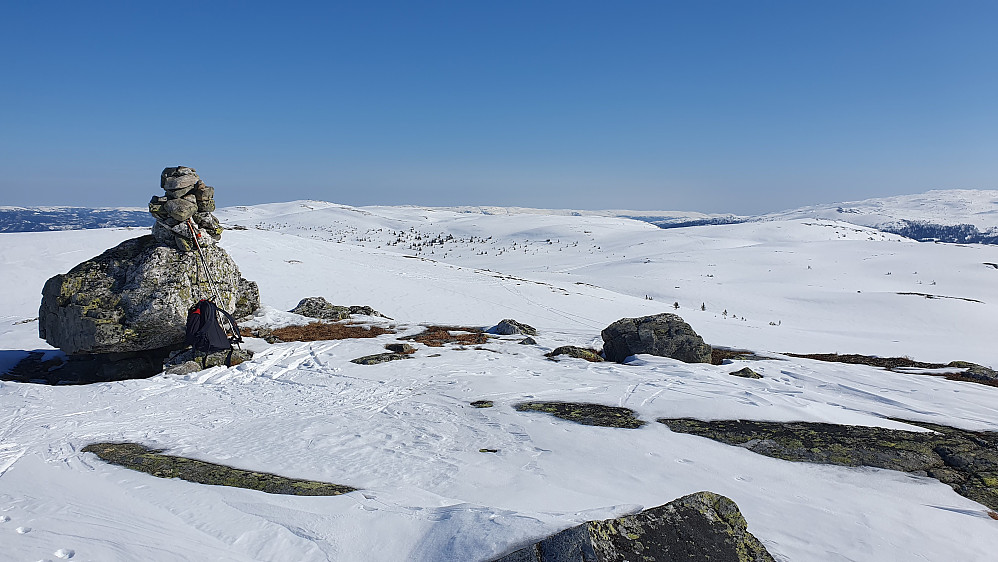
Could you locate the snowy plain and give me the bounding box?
[1,199,997,561]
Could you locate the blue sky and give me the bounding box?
[1,1,995,213]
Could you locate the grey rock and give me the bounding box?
[163,198,198,222]
[194,184,214,202]
[161,166,200,192]
[289,297,387,320]
[519,337,537,345]
[489,319,537,336]
[198,199,216,213]
[601,313,712,363]
[545,346,604,362]
[730,367,762,379]
[349,305,389,318]
[148,196,170,221]
[350,352,409,365]
[290,297,350,320]
[384,343,416,354]
[493,491,775,562]
[39,235,259,354]
[165,347,254,371]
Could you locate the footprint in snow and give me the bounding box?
[0,515,10,522]
[16,526,31,533]
[54,549,75,559]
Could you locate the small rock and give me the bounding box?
[350,353,409,365]
[519,337,537,345]
[729,367,762,379]
[479,448,499,453]
[470,400,494,408]
[545,346,604,362]
[489,319,537,336]
[163,198,198,222]
[384,343,416,354]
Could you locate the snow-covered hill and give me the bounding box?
[5,189,997,244]
[757,189,998,243]
[1,201,997,561]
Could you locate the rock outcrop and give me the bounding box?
[659,417,998,511]
[290,297,388,320]
[148,166,223,252]
[545,346,604,362]
[601,313,712,363]
[39,235,259,355]
[488,319,537,336]
[493,491,774,562]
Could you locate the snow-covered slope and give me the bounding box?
[757,189,998,243]
[2,203,998,561]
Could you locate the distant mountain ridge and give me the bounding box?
[0,206,151,233]
[3,189,997,244]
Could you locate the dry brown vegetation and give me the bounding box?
[401,325,489,347]
[988,511,998,521]
[256,322,393,342]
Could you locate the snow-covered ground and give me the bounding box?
[759,189,998,231]
[2,202,997,561]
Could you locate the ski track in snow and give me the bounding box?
[1,205,998,561]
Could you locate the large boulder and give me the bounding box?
[601,313,712,363]
[493,491,775,562]
[39,235,259,355]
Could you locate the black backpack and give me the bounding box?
[185,299,242,365]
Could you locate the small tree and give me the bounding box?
[701,303,706,311]
[673,301,680,310]
[723,309,728,318]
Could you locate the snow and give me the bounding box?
[2,199,998,561]
[761,189,998,231]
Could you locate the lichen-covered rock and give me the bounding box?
[289,297,388,320]
[947,361,998,384]
[601,313,712,363]
[730,367,762,379]
[82,442,355,496]
[515,401,645,429]
[493,491,775,562]
[350,352,409,365]
[545,346,604,362]
[39,235,259,354]
[658,417,998,511]
[489,319,537,336]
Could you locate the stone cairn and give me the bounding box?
[148,166,222,251]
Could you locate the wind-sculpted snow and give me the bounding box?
[1,206,998,561]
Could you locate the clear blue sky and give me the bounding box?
[1,1,995,213]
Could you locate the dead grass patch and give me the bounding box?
[258,322,392,342]
[989,511,998,521]
[401,325,489,347]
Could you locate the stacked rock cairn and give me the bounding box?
[149,166,223,251]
